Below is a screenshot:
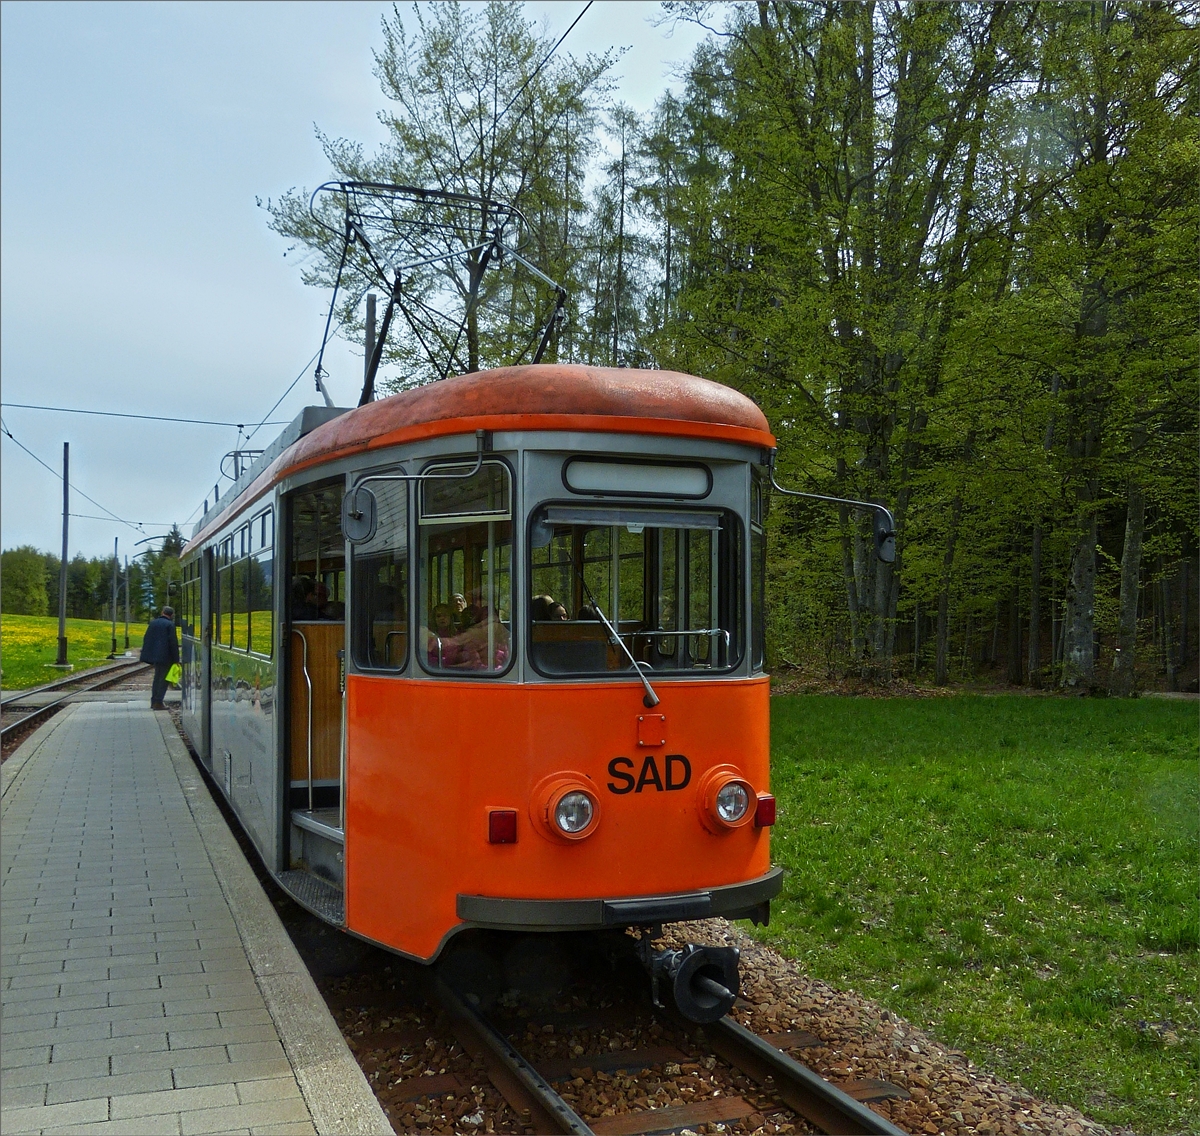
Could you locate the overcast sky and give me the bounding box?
[0,0,709,560]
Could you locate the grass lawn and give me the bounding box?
[0,613,145,689]
[759,694,1198,1135]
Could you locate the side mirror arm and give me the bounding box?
[767,450,896,564]
[342,429,492,543]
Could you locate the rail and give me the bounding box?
[701,1013,908,1135]
[291,628,314,812]
[1,662,149,746]
[432,979,592,1135]
[1,659,145,709]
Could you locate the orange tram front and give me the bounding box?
[179,364,781,1018]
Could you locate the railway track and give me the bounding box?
[313,926,911,1136]
[431,975,907,1136]
[1,660,149,750]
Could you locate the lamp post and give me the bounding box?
[123,556,130,652]
[55,443,69,668]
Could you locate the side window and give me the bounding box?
[352,480,409,671]
[183,561,198,640]
[290,486,345,621]
[232,528,250,651]
[249,552,273,657]
[215,540,230,646]
[419,461,512,675]
[179,562,189,634]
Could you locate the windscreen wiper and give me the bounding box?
[584,595,660,709]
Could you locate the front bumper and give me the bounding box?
[457,866,783,931]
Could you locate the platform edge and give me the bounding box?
[154,713,394,1136]
[2,703,79,803]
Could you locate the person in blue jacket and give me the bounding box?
[140,606,180,711]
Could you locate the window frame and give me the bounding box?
[416,457,515,679]
[525,500,745,680]
[350,477,411,674]
[750,470,767,673]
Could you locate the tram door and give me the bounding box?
[285,482,347,901]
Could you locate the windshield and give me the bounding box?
[528,506,742,676]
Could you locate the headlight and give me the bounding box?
[696,766,758,833]
[555,791,595,834]
[715,781,750,823]
[531,773,601,842]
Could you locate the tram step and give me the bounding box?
[290,809,345,890]
[279,868,346,925]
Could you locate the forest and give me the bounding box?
[265,1,1198,694]
[0,527,185,625]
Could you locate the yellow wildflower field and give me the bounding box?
[0,614,151,690]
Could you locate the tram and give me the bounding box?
[179,363,783,1017]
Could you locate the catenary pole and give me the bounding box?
[364,293,376,392]
[56,443,69,666]
[109,537,118,657]
[123,555,130,651]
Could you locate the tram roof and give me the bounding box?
[185,365,774,554]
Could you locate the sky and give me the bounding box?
[0,0,710,561]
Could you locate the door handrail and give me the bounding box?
[291,628,314,812]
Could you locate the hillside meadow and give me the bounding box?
[0,614,146,689]
[762,694,1199,1135]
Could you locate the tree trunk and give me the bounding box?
[913,600,920,673]
[1180,555,1191,668]
[1028,524,1042,686]
[935,494,963,686]
[1109,481,1145,697]
[1007,570,1023,685]
[1161,555,1178,691]
[840,503,864,664]
[1062,511,1099,689]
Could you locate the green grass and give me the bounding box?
[0,614,144,689]
[759,695,1199,1135]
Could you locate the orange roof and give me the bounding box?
[185,366,773,553]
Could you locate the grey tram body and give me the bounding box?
[179,405,769,907]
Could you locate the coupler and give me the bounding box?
[640,940,740,1024]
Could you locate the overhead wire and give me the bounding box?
[0,417,167,535]
[71,512,176,526]
[0,403,289,429]
[242,290,369,445]
[488,1,594,153]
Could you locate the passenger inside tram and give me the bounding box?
[425,601,509,670]
[531,594,568,621]
[427,604,460,667]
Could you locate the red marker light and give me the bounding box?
[755,794,776,828]
[488,809,517,844]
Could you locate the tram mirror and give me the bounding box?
[342,486,378,544]
[530,517,554,549]
[874,509,896,564]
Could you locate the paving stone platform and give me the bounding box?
[1,701,391,1135]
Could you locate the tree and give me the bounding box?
[1,546,49,615]
[637,1,1196,686]
[1009,2,1198,689]
[266,1,616,388]
[651,2,1042,678]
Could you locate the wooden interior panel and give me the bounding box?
[289,622,344,783]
